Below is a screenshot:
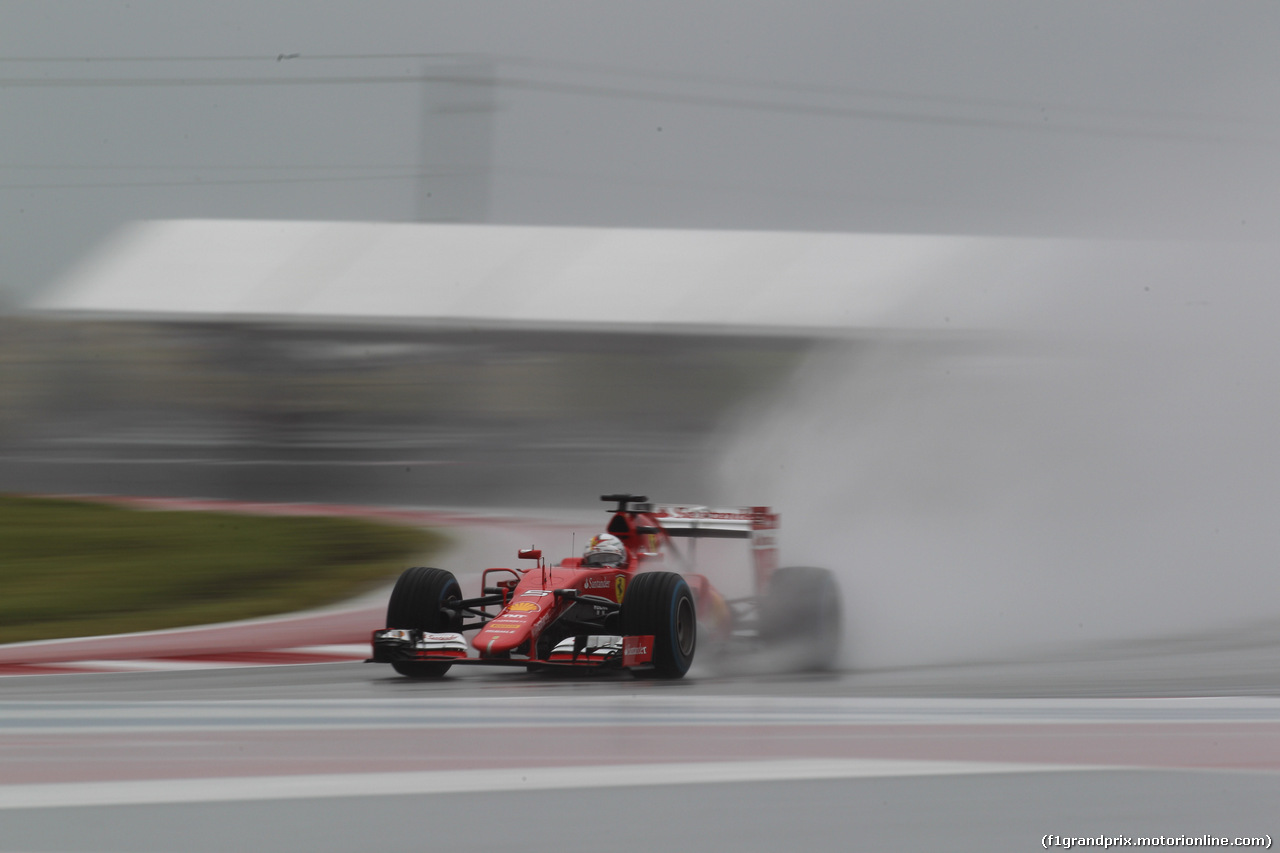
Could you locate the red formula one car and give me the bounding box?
[370,494,842,678]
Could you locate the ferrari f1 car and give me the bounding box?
[369,494,841,679]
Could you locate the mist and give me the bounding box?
[718,238,1280,668]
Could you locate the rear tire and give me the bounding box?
[759,566,842,672]
[386,566,462,678]
[620,572,697,679]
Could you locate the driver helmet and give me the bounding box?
[582,533,627,568]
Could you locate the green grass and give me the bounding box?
[0,495,442,644]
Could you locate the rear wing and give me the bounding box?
[650,505,777,537]
[649,505,779,593]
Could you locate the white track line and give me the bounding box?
[0,758,1104,810]
[0,645,369,676]
[33,660,251,673]
[5,695,1278,734]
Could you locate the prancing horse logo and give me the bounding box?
[614,575,627,602]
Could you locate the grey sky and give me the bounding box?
[3,1,1280,305]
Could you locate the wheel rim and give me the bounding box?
[675,595,695,657]
[439,587,461,631]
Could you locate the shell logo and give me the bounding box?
[507,601,539,612]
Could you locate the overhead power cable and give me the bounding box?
[0,70,1272,147]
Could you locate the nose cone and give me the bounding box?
[473,599,544,656]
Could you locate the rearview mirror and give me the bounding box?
[518,549,542,561]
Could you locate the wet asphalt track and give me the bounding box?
[1,643,1278,853]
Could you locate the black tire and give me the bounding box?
[620,572,697,679]
[385,566,462,678]
[759,566,842,672]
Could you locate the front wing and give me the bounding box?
[369,630,657,670]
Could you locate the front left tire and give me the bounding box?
[620,571,697,679]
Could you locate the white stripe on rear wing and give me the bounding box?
[650,505,778,538]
